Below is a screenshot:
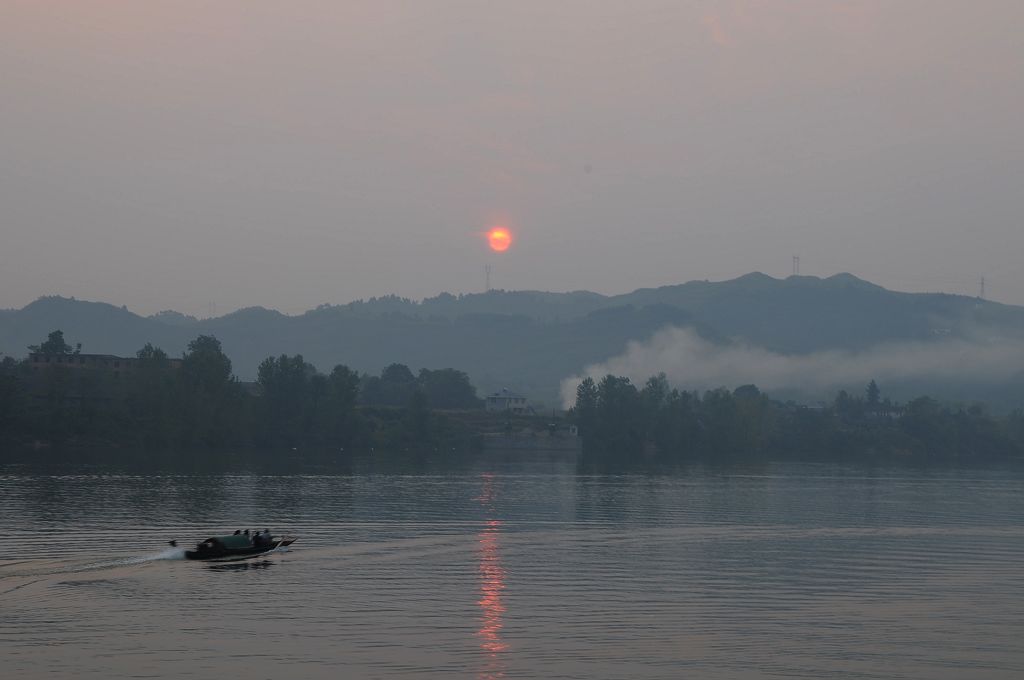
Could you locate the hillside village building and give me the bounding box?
[25,352,184,403]
[28,352,183,376]
[485,388,533,415]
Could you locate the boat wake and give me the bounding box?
[153,545,188,560]
[83,545,187,569]
[68,546,186,573]
[0,546,186,585]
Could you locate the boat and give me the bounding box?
[169,533,297,561]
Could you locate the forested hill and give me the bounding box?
[2,273,1023,406]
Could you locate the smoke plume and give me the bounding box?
[560,327,1024,408]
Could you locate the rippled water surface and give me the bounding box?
[2,454,1023,679]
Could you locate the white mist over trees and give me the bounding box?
[561,328,1024,408]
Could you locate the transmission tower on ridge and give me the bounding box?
[792,256,800,276]
[979,276,986,299]
[485,264,492,292]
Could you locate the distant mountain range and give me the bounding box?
[3,273,1023,408]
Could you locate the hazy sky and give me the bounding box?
[2,1,1021,316]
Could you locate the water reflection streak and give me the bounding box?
[476,474,508,678]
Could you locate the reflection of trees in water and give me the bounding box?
[476,473,507,679]
[571,474,669,525]
[10,461,367,541]
[20,469,232,524]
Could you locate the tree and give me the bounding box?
[733,384,762,401]
[179,335,240,446]
[137,343,169,363]
[654,388,700,456]
[417,368,481,409]
[257,354,317,445]
[362,363,417,406]
[574,377,598,438]
[641,373,670,412]
[866,380,880,407]
[640,373,670,444]
[324,364,362,443]
[328,365,360,413]
[0,356,26,433]
[382,363,416,384]
[183,335,232,391]
[731,384,773,453]
[701,387,743,456]
[593,375,643,456]
[405,389,431,441]
[127,343,176,446]
[834,389,863,420]
[900,396,949,455]
[29,330,75,356]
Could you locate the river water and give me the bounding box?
[2,453,1023,679]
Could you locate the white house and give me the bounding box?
[485,388,532,415]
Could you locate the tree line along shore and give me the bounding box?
[572,374,1024,464]
[0,330,486,451]
[2,330,1023,464]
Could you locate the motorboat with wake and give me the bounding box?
[169,532,296,561]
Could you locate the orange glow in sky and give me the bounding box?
[487,227,512,253]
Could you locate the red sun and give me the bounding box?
[487,227,512,252]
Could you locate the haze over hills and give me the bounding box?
[3,273,1023,409]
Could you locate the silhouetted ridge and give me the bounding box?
[3,275,1023,407]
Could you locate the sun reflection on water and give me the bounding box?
[476,473,508,678]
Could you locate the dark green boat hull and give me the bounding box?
[183,536,296,560]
